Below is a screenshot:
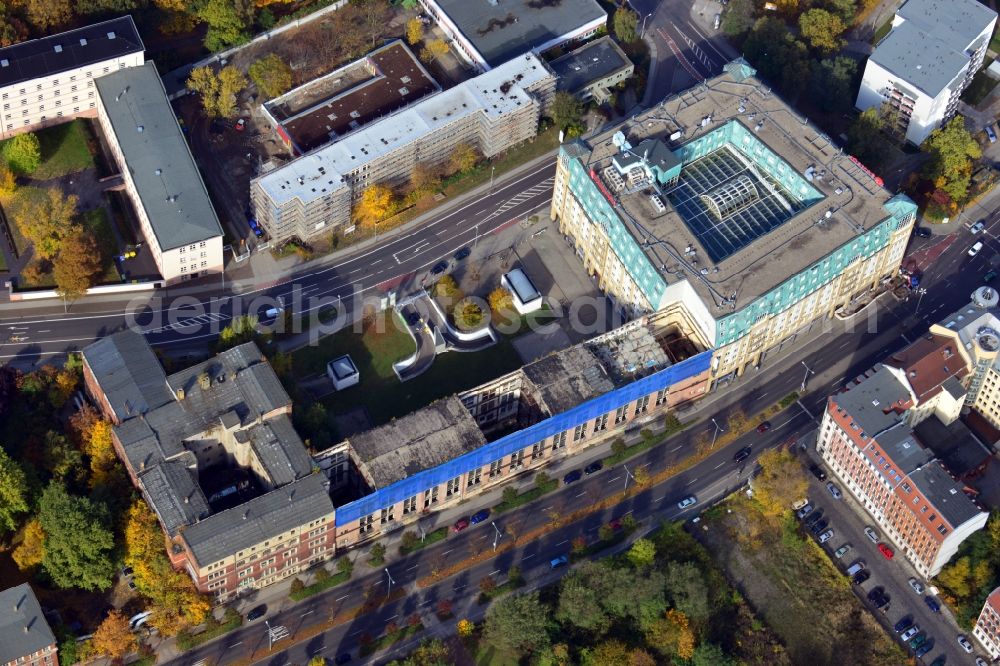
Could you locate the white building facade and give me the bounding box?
[855,0,996,145]
[0,16,144,139]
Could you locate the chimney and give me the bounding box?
[176,387,185,400]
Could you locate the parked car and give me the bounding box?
[845,559,866,577]
[977,657,989,666]
[958,635,974,653]
[907,578,924,595]
[970,240,985,256]
[972,220,987,234]
[873,594,890,611]
[930,658,946,666]
[334,654,352,665]
[924,596,941,613]
[406,311,421,327]
[826,482,842,499]
[796,503,814,519]
[809,464,827,481]
[852,569,870,585]
[809,518,829,535]
[908,633,927,650]
[987,125,997,143]
[878,543,895,560]
[986,269,998,283]
[470,509,490,525]
[834,543,852,559]
[893,616,913,633]
[677,496,697,509]
[713,13,721,29]
[867,586,885,603]
[818,529,834,543]
[584,461,603,475]
[246,605,267,622]
[900,625,920,641]
[914,227,932,238]
[453,247,471,261]
[864,526,880,543]
[550,554,568,569]
[562,470,582,484]
[804,509,825,528]
[452,517,470,532]
[914,641,934,658]
[128,611,153,630]
[733,446,752,463]
[234,118,247,132]
[756,421,772,433]
[431,261,449,275]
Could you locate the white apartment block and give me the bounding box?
[856,0,997,145]
[0,16,144,140]
[974,587,1000,659]
[252,53,555,244]
[95,62,223,285]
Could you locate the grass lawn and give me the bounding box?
[700,496,906,666]
[0,120,96,180]
[81,207,122,283]
[293,318,523,426]
[991,28,1000,54]
[962,58,999,106]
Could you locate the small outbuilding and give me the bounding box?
[502,268,543,314]
[327,354,360,390]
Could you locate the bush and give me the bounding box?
[314,567,331,583]
[535,471,550,488]
[400,531,418,551]
[3,132,41,175]
[368,542,386,566]
[290,577,305,594]
[502,486,519,504]
[611,438,627,457]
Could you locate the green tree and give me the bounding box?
[38,484,115,591]
[922,116,982,202]
[453,298,484,330]
[447,142,480,175]
[75,0,140,14]
[847,107,891,171]
[722,0,757,37]
[557,566,612,634]
[691,642,737,666]
[810,56,857,113]
[3,132,41,175]
[11,188,78,260]
[42,431,84,481]
[550,91,583,134]
[613,8,638,43]
[742,17,809,98]
[198,0,254,52]
[406,17,424,46]
[249,54,293,99]
[664,561,710,620]
[627,538,656,568]
[0,8,29,48]
[483,591,551,657]
[53,228,102,302]
[824,0,859,24]
[799,9,847,54]
[936,556,972,599]
[535,471,550,488]
[0,447,30,534]
[368,541,386,565]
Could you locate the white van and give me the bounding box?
[714,13,721,29]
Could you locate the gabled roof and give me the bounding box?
[0,15,143,89]
[82,329,172,421]
[830,365,912,437]
[181,473,334,566]
[884,332,969,402]
[0,584,55,663]
[139,459,210,535]
[907,461,984,528]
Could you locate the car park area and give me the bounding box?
[802,460,983,665]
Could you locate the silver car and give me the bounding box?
[908,578,924,595]
[819,529,834,543]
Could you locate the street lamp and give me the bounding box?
[640,12,654,39]
[491,521,503,551]
[914,287,928,314]
[489,165,496,194]
[384,567,395,600]
[800,361,815,393]
[710,417,725,449]
[622,464,636,496]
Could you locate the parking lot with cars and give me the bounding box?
[800,459,986,665]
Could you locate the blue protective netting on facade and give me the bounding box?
[334,349,713,526]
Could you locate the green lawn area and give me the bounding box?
[962,58,999,106]
[991,28,1000,54]
[81,207,123,283]
[872,17,894,45]
[0,120,96,180]
[292,318,523,427]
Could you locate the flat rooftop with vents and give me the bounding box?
[262,41,439,154]
[423,0,607,69]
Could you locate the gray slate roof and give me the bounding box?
[139,459,210,535]
[0,15,143,88]
[349,396,486,488]
[182,473,334,566]
[550,36,632,94]
[95,61,222,251]
[908,461,985,528]
[242,414,313,487]
[871,21,969,97]
[0,584,55,664]
[82,329,172,421]
[434,0,606,68]
[874,423,934,475]
[896,0,997,51]
[522,345,614,414]
[830,365,912,438]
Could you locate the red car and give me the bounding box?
[452,517,470,532]
[878,543,894,560]
[757,421,772,433]
[234,118,247,132]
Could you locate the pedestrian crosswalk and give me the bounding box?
[146,311,229,334]
[492,177,554,216]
